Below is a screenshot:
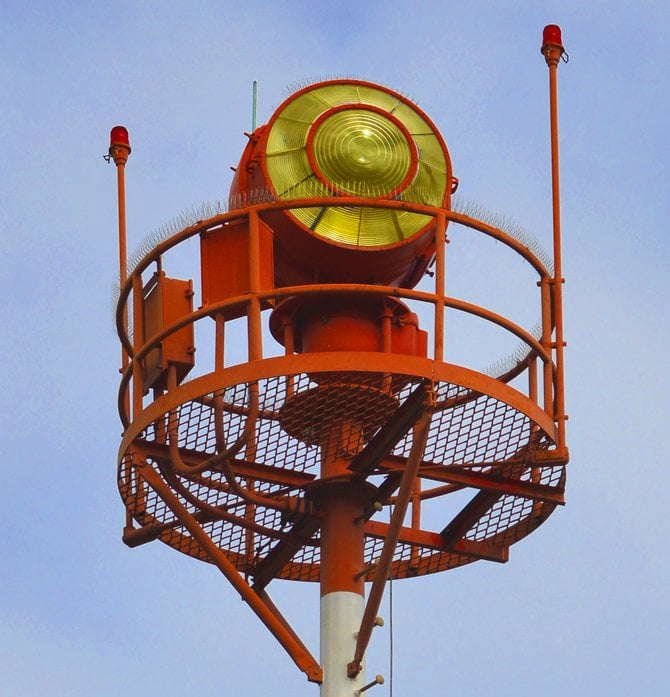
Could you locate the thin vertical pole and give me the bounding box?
[542,26,568,448]
[540,278,553,416]
[433,212,447,363]
[247,209,263,362]
[117,162,127,295]
[215,312,225,371]
[381,305,393,393]
[245,209,262,571]
[131,274,144,420]
[109,127,132,420]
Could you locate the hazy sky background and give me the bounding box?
[2,2,669,696]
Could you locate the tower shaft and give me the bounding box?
[319,423,366,697]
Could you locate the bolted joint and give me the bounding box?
[109,143,131,166]
[542,44,564,67]
[424,385,437,411]
[306,665,324,684]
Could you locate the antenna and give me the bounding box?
[252,80,258,131]
[111,26,569,695]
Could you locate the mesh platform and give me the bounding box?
[119,364,565,582]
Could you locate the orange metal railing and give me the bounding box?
[115,198,566,451]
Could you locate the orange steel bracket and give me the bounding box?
[142,272,195,392]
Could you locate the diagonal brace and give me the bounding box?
[347,408,432,678]
[252,513,322,592]
[138,463,323,684]
[348,380,432,476]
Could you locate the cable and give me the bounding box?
[389,571,394,697]
[388,506,394,697]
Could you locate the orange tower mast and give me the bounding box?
[112,26,568,695]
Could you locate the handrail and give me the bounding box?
[115,198,553,352]
[117,283,552,426]
[115,198,560,434]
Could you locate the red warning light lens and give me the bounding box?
[110,125,130,147]
[543,24,563,47]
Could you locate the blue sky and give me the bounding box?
[1,2,669,696]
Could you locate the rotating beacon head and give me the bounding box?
[229,79,455,288]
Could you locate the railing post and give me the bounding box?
[434,212,447,362]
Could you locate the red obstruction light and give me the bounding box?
[542,24,563,48]
[110,125,130,148]
[108,126,131,166]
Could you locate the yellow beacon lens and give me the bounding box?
[264,81,449,248]
[310,108,414,197]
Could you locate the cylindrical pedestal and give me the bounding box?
[321,591,365,697]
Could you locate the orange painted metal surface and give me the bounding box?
[141,271,195,392]
[114,200,568,681]
[113,55,569,686]
[200,216,274,319]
